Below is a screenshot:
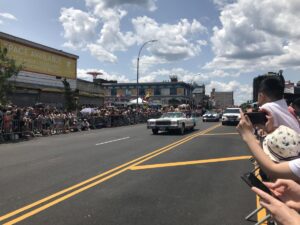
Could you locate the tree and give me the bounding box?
[0,46,22,105]
[62,78,76,111]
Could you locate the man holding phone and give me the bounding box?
[257,76,300,133]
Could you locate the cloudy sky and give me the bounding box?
[1,0,300,104]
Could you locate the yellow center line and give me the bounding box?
[0,125,217,222]
[130,155,252,170]
[201,132,239,136]
[1,124,221,225]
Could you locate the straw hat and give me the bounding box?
[263,125,300,162]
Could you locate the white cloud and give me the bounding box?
[60,1,207,65]
[0,12,17,20]
[132,16,207,62]
[59,7,99,49]
[61,0,156,62]
[86,0,157,13]
[206,0,300,72]
[77,68,130,82]
[87,44,118,63]
[0,12,17,24]
[138,67,239,85]
[96,8,135,53]
[212,0,236,9]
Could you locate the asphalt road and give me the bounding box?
[0,119,257,225]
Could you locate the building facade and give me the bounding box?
[76,79,104,106]
[101,80,194,106]
[192,85,205,107]
[211,88,234,109]
[0,32,78,107]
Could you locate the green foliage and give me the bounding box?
[62,78,76,111]
[0,46,22,105]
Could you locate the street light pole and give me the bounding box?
[136,40,157,106]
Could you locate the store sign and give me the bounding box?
[117,89,125,97]
[177,88,184,95]
[0,38,77,79]
[131,89,137,96]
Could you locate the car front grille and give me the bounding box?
[227,116,237,120]
[156,121,171,125]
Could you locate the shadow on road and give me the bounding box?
[152,128,199,136]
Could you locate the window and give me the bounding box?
[125,89,131,96]
[170,87,177,95]
[111,89,117,96]
[154,88,161,96]
[139,88,145,96]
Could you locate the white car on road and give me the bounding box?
[221,107,241,125]
[147,112,196,135]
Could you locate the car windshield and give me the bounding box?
[224,109,240,114]
[161,112,184,118]
[205,111,217,114]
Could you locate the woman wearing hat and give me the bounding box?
[237,110,300,182]
[237,111,300,224]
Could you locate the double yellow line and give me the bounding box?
[0,124,220,225]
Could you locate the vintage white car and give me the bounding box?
[147,112,196,135]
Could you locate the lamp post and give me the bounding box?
[136,40,157,106]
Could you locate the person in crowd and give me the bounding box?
[0,103,162,140]
[288,97,300,123]
[263,179,300,211]
[237,111,300,181]
[251,178,300,225]
[257,76,300,133]
[0,105,4,129]
[252,186,300,225]
[245,104,253,113]
[81,118,90,131]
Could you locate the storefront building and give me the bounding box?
[0,32,78,107]
[102,81,194,106]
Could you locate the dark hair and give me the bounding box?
[258,76,284,101]
[293,97,300,108]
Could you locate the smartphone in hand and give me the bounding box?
[244,111,267,125]
[241,172,272,195]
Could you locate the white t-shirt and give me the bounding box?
[260,99,300,133]
[289,159,300,178]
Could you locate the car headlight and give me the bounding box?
[148,121,155,125]
[222,116,227,120]
[171,121,178,125]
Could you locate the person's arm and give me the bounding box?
[252,187,300,225]
[236,110,299,181]
[264,179,300,211]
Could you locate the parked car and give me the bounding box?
[147,112,196,135]
[221,107,241,125]
[202,111,220,122]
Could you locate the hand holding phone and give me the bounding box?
[244,111,267,125]
[241,172,272,195]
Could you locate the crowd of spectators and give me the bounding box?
[237,75,300,224]
[0,104,162,142]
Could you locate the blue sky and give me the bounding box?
[1,0,300,104]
